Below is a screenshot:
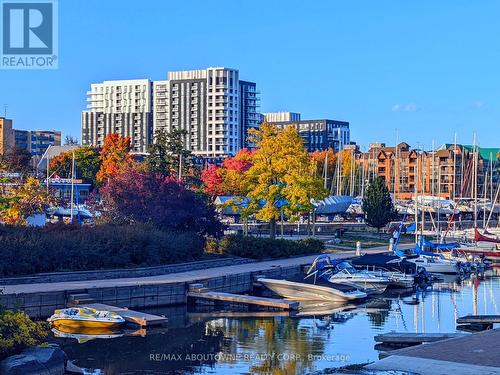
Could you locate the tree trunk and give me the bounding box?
[269,218,277,239]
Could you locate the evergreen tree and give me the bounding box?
[146,128,191,178]
[362,177,397,232]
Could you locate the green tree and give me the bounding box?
[49,146,101,186]
[362,176,397,232]
[146,128,191,178]
[242,124,327,239]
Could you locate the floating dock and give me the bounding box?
[187,284,299,310]
[375,332,467,346]
[368,328,500,375]
[457,314,500,324]
[79,303,168,327]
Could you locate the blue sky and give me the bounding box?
[1,0,499,151]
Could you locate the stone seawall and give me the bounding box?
[0,263,304,319]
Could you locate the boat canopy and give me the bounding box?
[313,196,354,215]
[422,238,459,250]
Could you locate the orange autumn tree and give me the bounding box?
[310,148,337,178]
[96,134,134,184]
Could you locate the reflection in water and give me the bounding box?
[52,326,125,344]
[52,270,500,375]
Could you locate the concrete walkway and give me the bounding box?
[368,328,500,374]
[2,246,398,295]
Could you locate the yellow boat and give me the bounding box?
[47,307,125,329]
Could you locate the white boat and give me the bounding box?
[358,265,415,289]
[406,254,459,274]
[258,255,367,302]
[377,271,414,289]
[327,261,391,294]
[47,307,125,329]
[257,278,367,302]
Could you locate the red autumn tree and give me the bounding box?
[222,148,253,172]
[96,169,223,238]
[201,148,254,197]
[96,134,134,184]
[201,164,225,197]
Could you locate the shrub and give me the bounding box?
[0,223,204,277]
[217,235,324,259]
[0,309,49,360]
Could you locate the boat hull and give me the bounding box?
[407,261,458,274]
[458,244,500,260]
[330,280,389,295]
[258,278,367,302]
[49,318,124,329]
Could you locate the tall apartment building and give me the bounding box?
[152,67,259,156]
[81,68,259,156]
[265,116,350,152]
[238,80,260,150]
[82,79,153,153]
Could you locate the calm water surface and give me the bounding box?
[52,269,500,375]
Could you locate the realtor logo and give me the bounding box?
[1,0,58,69]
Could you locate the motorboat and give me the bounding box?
[352,253,417,275]
[326,260,391,294]
[371,270,414,289]
[47,307,125,329]
[352,257,415,289]
[258,255,367,302]
[406,254,459,274]
[258,277,367,302]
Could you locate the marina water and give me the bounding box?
[53,269,500,374]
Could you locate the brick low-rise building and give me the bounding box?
[360,142,499,200]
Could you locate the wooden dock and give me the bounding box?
[187,290,299,310]
[368,329,500,375]
[375,332,467,346]
[80,303,168,327]
[457,315,500,324]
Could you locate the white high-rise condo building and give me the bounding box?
[153,67,259,157]
[82,69,258,156]
[82,79,153,153]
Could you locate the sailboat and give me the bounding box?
[457,228,500,260]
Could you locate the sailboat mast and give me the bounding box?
[324,152,328,189]
[473,133,478,228]
[453,133,457,200]
[415,151,419,244]
[70,150,75,223]
[483,169,488,229]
